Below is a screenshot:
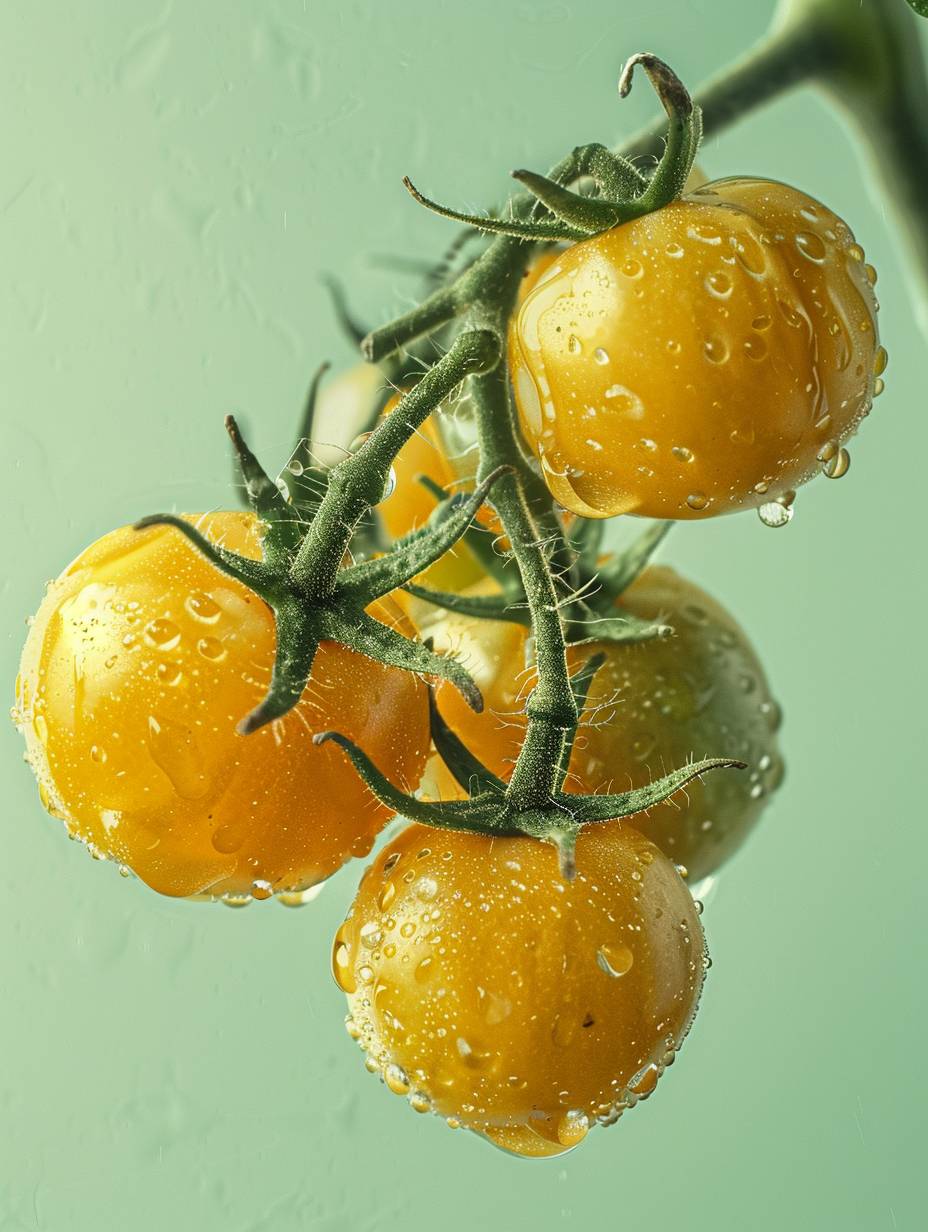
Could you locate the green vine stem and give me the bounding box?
[623,0,928,332]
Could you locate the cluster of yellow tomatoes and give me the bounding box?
[14,173,882,1157]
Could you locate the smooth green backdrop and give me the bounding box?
[2,2,925,1229]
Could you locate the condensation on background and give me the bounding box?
[1,3,925,1230]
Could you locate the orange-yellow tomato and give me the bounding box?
[509,177,883,521]
[15,512,429,900]
[334,819,705,1157]
[424,565,782,882]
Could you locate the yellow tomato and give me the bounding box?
[424,565,782,882]
[334,819,705,1157]
[15,512,429,900]
[509,177,882,520]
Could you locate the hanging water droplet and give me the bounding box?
[686,492,709,512]
[382,1064,410,1095]
[822,447,850,479]
[758,502,793,528]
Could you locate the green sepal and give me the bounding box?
[597,521,671,599]
[225,415,305,558]
[312,731,501,832]
[402,176,588,243]
[569,757,746,826]
[401,583,530,625]
[565,609,671,647]
[427,686,507,797]
[296,360,333,452]
[320,275,368,347]
[511,168,625,233]
[416,474,521,597]
[132,513,273,600]
[237,599,319,735]
[338,467,511,600]
[362,286,459,363]
[572,142,648,199]
[323,608,483,713]
[619,53,702,212]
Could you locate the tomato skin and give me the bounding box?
[334,819,705,1157]
[509,177,881,520]
[424,565,782,882]
[15,512,429,900]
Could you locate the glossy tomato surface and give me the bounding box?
[509,177,883,520]
[425,565,783,881]
[15,511,429,900]
[334,819,705,1157]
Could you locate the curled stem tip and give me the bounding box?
[619,51,693,117]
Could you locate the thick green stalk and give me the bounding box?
[291,330,497,597]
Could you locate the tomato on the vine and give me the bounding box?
[334,818,705,1157]
[424,565,782,882]
[15,512,429,900]
[509,177,883,520]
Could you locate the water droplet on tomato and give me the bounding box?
[596,942,634,977]
[332,930,355,992]
[686,492,709,511]
[757,502,793,528]
[144,618,181,651]
[822,448,850,479]
[795,231,826,262]
[185,591,221,623]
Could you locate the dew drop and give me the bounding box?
[567,335,582,355]
[671,445,693,463]
[144,618,181,651]
[621,257,643,278]
[156,661,182,686]
[197,636,226,662]
[703,337,728,364]
[686,492,709,512]
[185,591,221,623]
[251,879,273,900]
[874,346,888,376]
[664,241,684,259]
[822,447,850,479]
[596,942,634,978]
[360,921,384,950]
[592,347,609,365]
[378,881,396,911]
[795,231,827,262]
[628,1063,660,1098]
[705,271,732,299]
[743,336,767,361]
[332,929,356,993]
[751,314,771,331]
[848,243,865,262]
[385,1064,410,1096]
[758,502,793,528]
[90,744,107,765]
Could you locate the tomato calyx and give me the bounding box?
[316,656,744,880]
[402,521,674,649]
[136,330,503,733]
[398,54,702,246]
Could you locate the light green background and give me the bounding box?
[2,2,925,1229]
